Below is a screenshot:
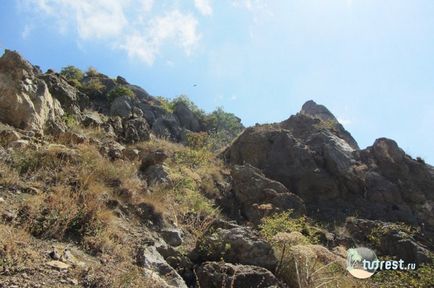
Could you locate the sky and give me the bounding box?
[1,0,434,163]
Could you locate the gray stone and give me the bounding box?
[193,221,277,271]
[110,96,132,118]
[136,246,187,288]
[196,262,280,288]
[160,228,183,247]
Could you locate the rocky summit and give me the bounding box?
[0,50,433,288]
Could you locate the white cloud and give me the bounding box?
[22,0,127,39]
[20,0,201,66]
[21,24,33,39]
[194,0,213,16]
[141,0,154,14]
[120,10,200,65]
[70,0,128,39]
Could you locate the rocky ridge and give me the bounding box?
[0,50,433,288]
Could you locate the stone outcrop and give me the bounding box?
[0,50,64,132]
[191,220,277,271]
[196,262,281,288]
[224,100,434,236]
[231,164,305,225]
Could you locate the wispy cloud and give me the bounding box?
[120,10,200,65]
[20,0,201,65]
[194,0,213,16]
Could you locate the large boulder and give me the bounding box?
[110,95,132,118]
[0,50,64,132]
[152,115,184,142]
[173,102,202,132]
[136,245,187,288]
[191,220,277,271]
[231,164,305,225]
[196,262,281,288]
[345,218,432,264]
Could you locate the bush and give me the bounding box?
[60,65,84,82]
[86,66,99,77]
[83,78,105,94]
[172,95,206,119]
[206,107,244,149]
[371,262,434,288]
[259,210,307,241]
[107,85,135,102]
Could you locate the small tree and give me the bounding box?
[172,95,206,119]
[60,65,84,82]
[107,85,135,102]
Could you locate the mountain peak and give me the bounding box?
[300,100,337,122]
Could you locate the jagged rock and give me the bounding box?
[99,141,126,160]
[127,84,152,101]
[57,131,87,145]
[46,260,70,270]
[152,115,184,141]
[300,100,336,122]
[116,76,129,85]
[224,100,434,234]
[145,164,170,185]
[123,148,140,161]
[231,164,305,225]
[8,139,30,149]
[140,150,169,172]
[192,220,277,271]
[110,96,132,118]
[39,72,85,114]
[132,106,144,118]
[133,202,164,228]
[138,103,166,125]
[122,117,150,144]
[0,50,64,132]
[160,228,183,247]
[82,113,103,127]
[196,261,281,288]
[173,102,202,132]
[136,245,187,288]
[345,218,432,264]
[0,129,22,145]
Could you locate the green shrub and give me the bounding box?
[371,262,434,288]
[83,78,105,94]
[86,66,99,77]
[107,85,135,102]
[155,96,174,113]
[206,107,244,150]
[62,113,78,128]
[259,210,307,241]
[60,65,84,82]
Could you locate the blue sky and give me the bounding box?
[1,0,434,163]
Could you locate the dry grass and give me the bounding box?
[6,143,144,258]
[0,162,20,187]
[84,262,168,288]
[270,241,370,288]
[0,224,39,272]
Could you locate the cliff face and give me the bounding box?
[0,50,433,288]
[224,100,434,231]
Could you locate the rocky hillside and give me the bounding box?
[0,50,433,288]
